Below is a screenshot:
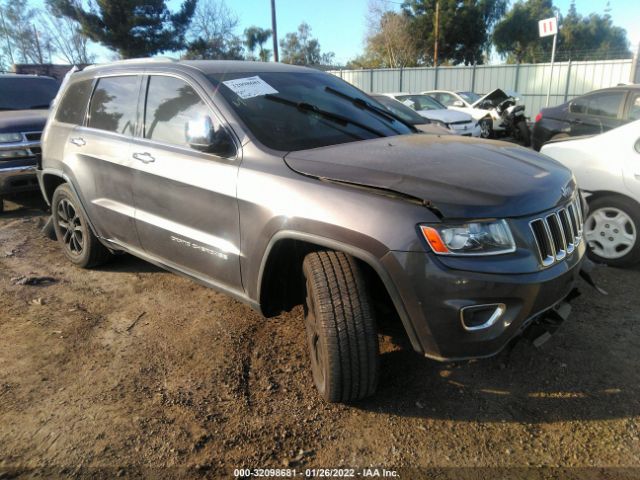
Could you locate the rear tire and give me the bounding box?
[52,184,111,268]
[302,251,379,402]
[584,195,640,267]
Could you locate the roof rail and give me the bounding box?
[83,57,178,71]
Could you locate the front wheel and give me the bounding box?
[516,120,531,147]
[52,184,112,268]
[302,251,379,402]
[479,118,492,139]
[584,196,640,267]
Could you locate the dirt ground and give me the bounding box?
[0,194,639,480]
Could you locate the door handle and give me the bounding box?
[132,152,155,164]
[70,137,86,147]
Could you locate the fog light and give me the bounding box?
[460,303,506,331]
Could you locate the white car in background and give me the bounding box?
[541,119,640,267]
[380,92,481,137]
[422,89,512,139]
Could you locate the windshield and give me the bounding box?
[0,77,60,110]
[457,91,482,103]
[372,95,428,125]
[208,71,413,151]
[395,94,445,111]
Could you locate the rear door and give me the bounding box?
[66,74,143,248]
[568,91,626,136]
[131,73,242,290]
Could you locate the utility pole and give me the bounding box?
[433,0,439,66]
[271,0,279,62]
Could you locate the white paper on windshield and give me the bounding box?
[222,76,278,99]
[402,99,415,108]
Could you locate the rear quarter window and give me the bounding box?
[55,79,94,124]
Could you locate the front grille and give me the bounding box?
[449,120,473,126]
[530,197,583,267]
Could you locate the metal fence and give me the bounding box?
[328,57,640,116]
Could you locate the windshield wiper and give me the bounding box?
[324,86,418,132]
[264,95,386,138]
[29,104,50,109]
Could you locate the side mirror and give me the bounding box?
[634,138,640,154]
[452,100,464,107]
[186,116,236,158]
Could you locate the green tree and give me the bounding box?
[244,26,272,62]
[279,22,333,65]
[492,0,554,63]
[558,2,630,61]
[49,0,197,58]
[403,0,507,66]
[493,0,631,63]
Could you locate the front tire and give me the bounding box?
[584,195,640,267]
[52,184,111,268]
[302,251,379,402]
[516,120,531,147]
[479,118,492,139]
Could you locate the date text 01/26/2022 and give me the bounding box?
[233,468,399,477]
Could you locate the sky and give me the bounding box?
[31,0,640,65]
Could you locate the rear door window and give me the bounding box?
[55,79,93,125]
[87,76,140,136]
[586,92,625,118]
[143,75,216,149]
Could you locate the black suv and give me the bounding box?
[532,84,640,151]
[0,74,59,212]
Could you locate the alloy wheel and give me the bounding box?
[479,119,491,138]
[56,198,85,256]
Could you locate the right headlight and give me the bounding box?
[0,132,23,143]
[419,219,516,256]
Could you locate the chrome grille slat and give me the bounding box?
[529,197,584,268]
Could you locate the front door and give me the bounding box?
[131,74,242,291]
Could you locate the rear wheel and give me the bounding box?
[479,118,492,139]
[584,195,640,267]
[52,184,111,268]
[302,251,379,402]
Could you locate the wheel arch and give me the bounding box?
[584,190,640,211]
[40,170,101,239]
[256,231,424,353]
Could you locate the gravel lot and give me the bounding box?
[1,194,639,479]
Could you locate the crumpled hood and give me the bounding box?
[416,108,472,124]
[471,88,516,109]
[0,109,49,133]
[284,134,575,219]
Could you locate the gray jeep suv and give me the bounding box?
[39,59,586,402]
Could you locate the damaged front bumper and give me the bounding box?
[381,242,589,361]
